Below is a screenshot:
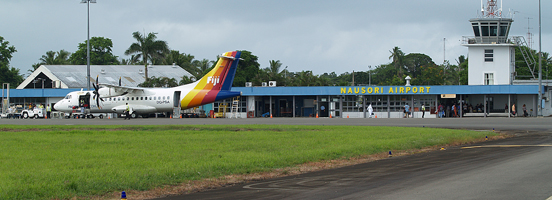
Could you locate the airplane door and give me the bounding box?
[173,91,182,118]
[79,93,91,109]
[173,91,181,107]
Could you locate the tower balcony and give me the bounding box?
[461,36,514,45]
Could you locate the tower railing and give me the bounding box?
[461,36,511,44]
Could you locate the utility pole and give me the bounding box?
[81,0,97,91]
[368,65,372,86]
[352,70,355,86]
[538,0,542,116]
[443,38,446,64]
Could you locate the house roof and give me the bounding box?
[17,65,192,89]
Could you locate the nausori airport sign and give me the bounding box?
[340,86,431,94]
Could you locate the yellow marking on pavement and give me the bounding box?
[462,144,552,149]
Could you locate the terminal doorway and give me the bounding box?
[319,102,329,117]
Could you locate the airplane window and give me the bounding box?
[118,97,120,101]
[140,97,143,100]
[126,97,129,101]
[167,96,170,100]
[132,97,134,100]
[149,97,151,100]
[163,96,165,100]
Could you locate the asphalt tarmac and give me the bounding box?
[2,117,551,199]
[0,117,550,132]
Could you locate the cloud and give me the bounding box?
[1,0,550,76]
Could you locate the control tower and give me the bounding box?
[463,0,515,85]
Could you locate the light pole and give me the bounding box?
[81,0,96,91]
[538,0,542,116]
[368,65,372,86]
[284,66,288,86]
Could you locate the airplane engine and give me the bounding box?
[98,87,126,98]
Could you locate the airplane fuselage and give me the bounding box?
[53,51,243,116]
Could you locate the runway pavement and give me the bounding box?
[2,117,551,199]
[163,133,552,200]
[0,117,550,132]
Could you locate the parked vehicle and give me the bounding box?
[21,107,45,119]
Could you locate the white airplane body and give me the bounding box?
[53,51,242,117]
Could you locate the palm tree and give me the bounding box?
[389,46,405,78]
[192,59,214,80]
[162,50,196,77]
[30,50,71,73]
[268,60,282,80]
[125,31,169,81]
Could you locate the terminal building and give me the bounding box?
[2,0,550,118]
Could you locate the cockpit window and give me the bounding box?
[65,95,71,99]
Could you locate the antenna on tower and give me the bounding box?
[485,0,499,18]
[481,0,485,17]
[526,17,534,49]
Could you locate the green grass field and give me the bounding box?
[0,125,494,199]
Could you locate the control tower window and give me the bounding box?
[485,49,493,62]
[481,25,489,36]
[500,26,508,36]
[490,26,498,36]
[473,26,480,36]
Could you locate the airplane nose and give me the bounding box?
[53,102,60,110]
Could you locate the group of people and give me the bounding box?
[504,103,529,117]
[3,103,51,119]
[402,103,427,118]
[437,103,468,118]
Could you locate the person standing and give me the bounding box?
[125,103,131,120]
[438,104,444,118]
[511,103,516,117]
[421,104,425,118]
[404,103,410,118]
[46,104,51,119]
[523,104,528,117]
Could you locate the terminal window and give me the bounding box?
[484,73,494,85]
[484,49,493,62]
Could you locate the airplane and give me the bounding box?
[53,51,242,118]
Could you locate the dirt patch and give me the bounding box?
[90,133,509,200]
[0,128,42,132]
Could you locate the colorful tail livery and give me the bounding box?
[180,51,242,109]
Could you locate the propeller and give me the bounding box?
[92,75,104,108]
[119,77,121,86]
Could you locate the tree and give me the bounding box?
[30,50,71,73]
[389,46,405,78]
[371,64,404,85]
[192,59,214,80]
[137,76,178,87]
[268,60,283,81]
[125,31,169,81]
[457,55,468,85]
[69,37,119,65]
[412,62,444,85]
[404,53,434,79]
[162,50,196,79]
[233,50,260,87]
[0,36,23,88]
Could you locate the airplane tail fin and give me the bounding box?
[180,51,242,109]
[195,51,241,91]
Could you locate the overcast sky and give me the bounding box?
[1,0,550,77]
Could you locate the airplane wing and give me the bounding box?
[97,83,145,95]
